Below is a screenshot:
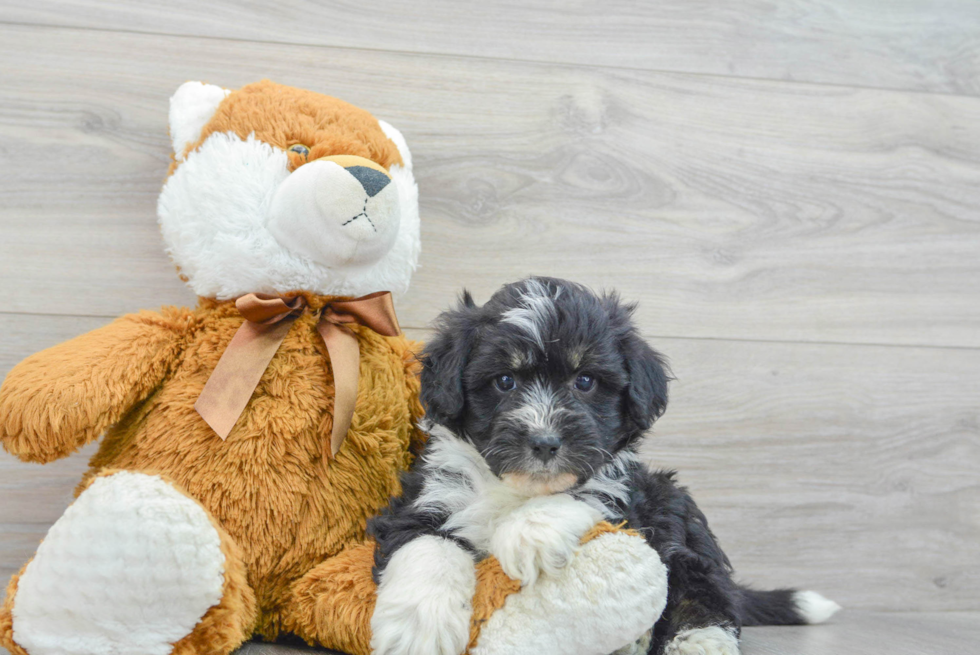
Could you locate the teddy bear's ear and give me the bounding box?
[168,81,231,160]
[377,120,413,172]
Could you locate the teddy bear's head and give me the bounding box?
[158,80,419,299]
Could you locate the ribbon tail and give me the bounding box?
[195,319,295,439]
[319,321,361,457]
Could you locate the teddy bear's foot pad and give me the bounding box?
[10,471,226,655]
[471,530,667,655]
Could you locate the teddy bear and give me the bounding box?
[0,80,667,655]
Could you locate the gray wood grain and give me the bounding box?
[1,3,979,650]
[231,611,980,654]
[738,610,980,655]
[1,24,979,348]
[2,317,977,612]
[4,611,979,655]
[2,1,979,95]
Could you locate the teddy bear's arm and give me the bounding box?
[0,308,192,463]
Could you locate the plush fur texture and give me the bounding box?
[471,527,668,655]
[0,295,426,650]
[169,81,231,160]
[11,471,226,655]
[371,535,477,655]
[2,469,259,655]
[175,80,403,170]
[0,81,427,655]
[793,590,843,624]
[370,278,840,655]
[160,80,420,299]
[279,522,661,655]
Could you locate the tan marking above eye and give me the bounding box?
[319,154,389,175]
[509,350,531,370]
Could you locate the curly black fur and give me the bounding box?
[369,277,811,654]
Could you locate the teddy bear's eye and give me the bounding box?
[288,144,310,157]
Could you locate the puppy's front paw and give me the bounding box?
[489,493,601,586]
[664,626,740,655]
[371,536,476,655]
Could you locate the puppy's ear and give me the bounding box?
[604,294,671,437]
[420,291,480,431]
[622,331,671,432]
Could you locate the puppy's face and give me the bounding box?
[420,277,670,494]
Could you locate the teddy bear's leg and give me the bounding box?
[282,541,378,655]
[1,470,257,655]
[1,561,31,655]
[281,527,667,655]
[469,528,668,655]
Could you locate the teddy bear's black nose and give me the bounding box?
[346,165,391,197]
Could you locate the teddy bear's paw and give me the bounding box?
[664,626,740,655]
[371,535,475,655]
[489,493,601,586]
[472,530,667,655]
[10,471,226,655]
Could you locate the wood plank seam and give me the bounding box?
[0,19,977,101]
[3,311,980,354]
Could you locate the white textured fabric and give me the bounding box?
[12,472,226,655]
[378,120,413,171]
[266,158,401,269]
[168,81,229,160]
[472,531,668,655]
[158,127,420,300]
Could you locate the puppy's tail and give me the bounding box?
[737,586,841,626]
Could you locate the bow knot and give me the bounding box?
[195,291,401,456]
[235,293,308,324]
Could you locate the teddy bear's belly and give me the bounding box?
[84,352,414,613]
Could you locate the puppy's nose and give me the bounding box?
[529,434,561,463]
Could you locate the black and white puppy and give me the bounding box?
[368,277,839,655]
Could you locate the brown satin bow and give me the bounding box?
[194,291,401,456]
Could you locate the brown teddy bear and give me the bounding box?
[0,80,425,655]
[0,80,667,655]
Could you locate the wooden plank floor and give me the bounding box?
[4,1,980,95]
[229,611,980,655]
[228,611,980,655]
[2,23,980,346]
[3,610,977,655]
[1,2,978,653]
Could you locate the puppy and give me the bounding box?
[368,277,839,655]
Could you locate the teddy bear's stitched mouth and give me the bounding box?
[341,198,378,232]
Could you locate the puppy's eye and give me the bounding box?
[574,374,596,392]
[288,144,310,157]
[494,374,517,392]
